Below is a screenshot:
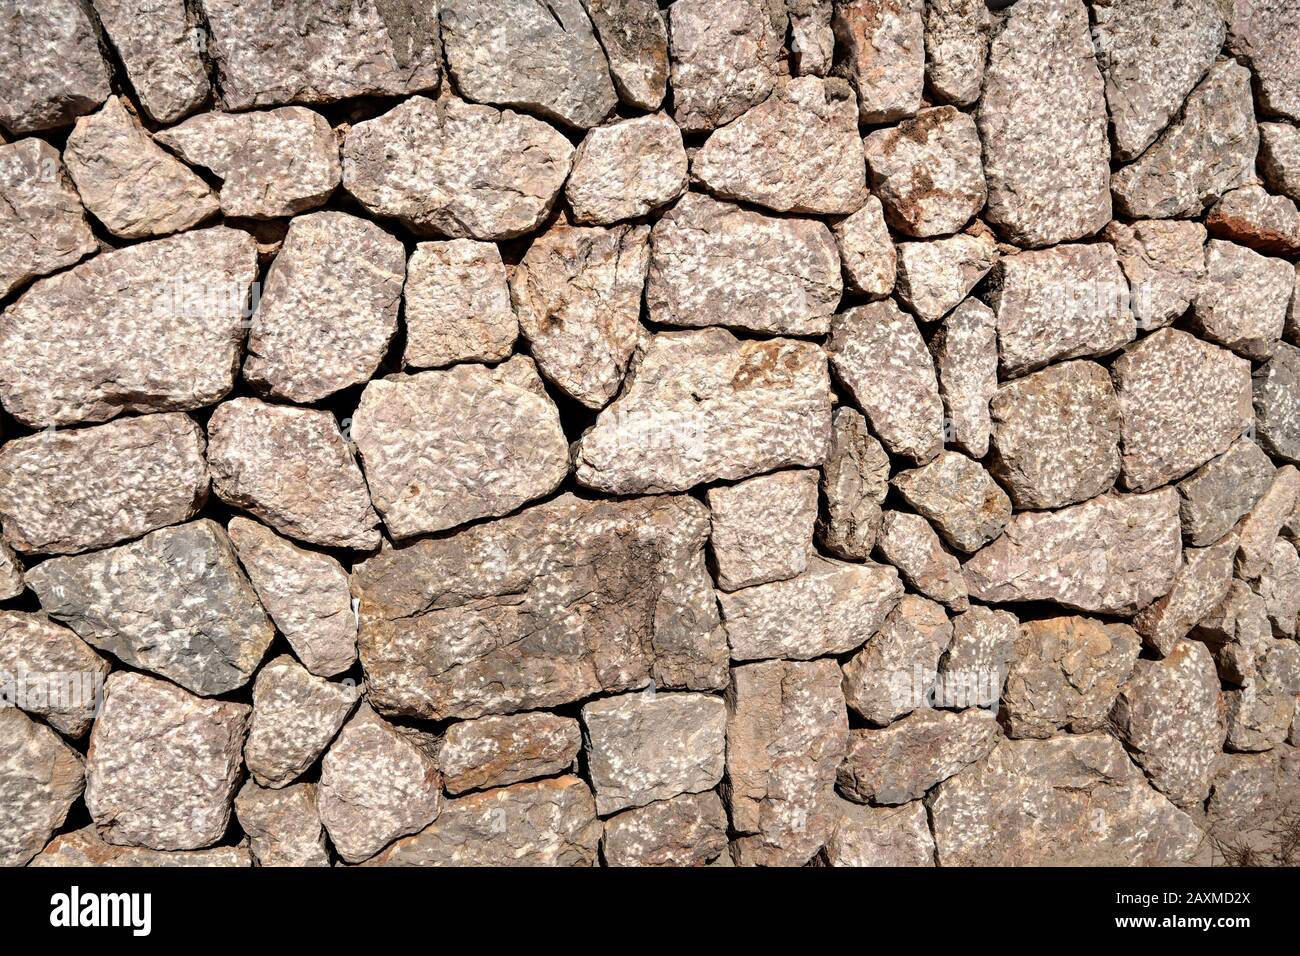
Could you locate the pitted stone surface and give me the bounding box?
[922,0,990,107]
[875,511,968,612]
[831,0,924,123]
[1103,220,1207,331]
[817,407,891,561]
[1256,541,1300,639]
[0,611,109,737]
[1225,0,1300,122]
[932,298,998,459]
[1223,640,1300,751]
[0,0,111,134]
[1260,123,1300,202]
[243,655,359,789]
[0,707,85,866]
[581,0,669,110]
[1254,345,1300,465]
[1178,439,1277,547]
[936,606,1018,710]
[440,712,582,795]
[842,594,954,726]
[91,0,210,124]
[824,798,935,867]
[0,543,22,602]
[707,469,819,592]
[31,827,251,867]
[1191,239,1293,360]
[602,791,728,867]
[1236,466,1300,581]
[1134,532,1239,656]
[1206,184,1300,257]
[892,451,1012,554]
[403,239,517,369]
[235,780,330,867]
[667,0,781,132]
[895,231,998,323]
[832,196,896,297]
[565,114,687,224]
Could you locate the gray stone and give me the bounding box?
[1236,466,1300,581]
[842,594,954,725]
[31,827,251,867]
[0,707,84,866]
[935,606,1019,710]
[1194,580,1274,685]
[581,0,669,110]
[243,655,359,789]
[667,0,781,132]
[0,0,111,134]
[832,196,896,298]
[922,0,990,107]
[1134,533,1238,657]
[831,0,924,123]
[91,0,210,123]
[837,708,999,804]
[892,451,1012,554]
[1103,219,1207,331]
[931,298,997,459]
[602,791,728,866]
[824,798,935,867]
[1256,541,1300,638]
[440,712,581,795]
[1206,184,1300,257]
[707,469,820,592]
[1191,239,1293,360]
[0,611,108,737]
[403,239,517,369]
[876,511,968,612]
[1177,438,1276,547]
[1259,123,1300,202]
[1254,343,1300,464]
[235,780,330,867]
[816,407,890,561]
[565,114,687,224]
[895,231,998,323]
[0,542,22,601]
[1223,640,1300,751]
[1225,0,1300,122]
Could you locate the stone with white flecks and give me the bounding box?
[832,197,896,298]
[0,611,109,737]
[832,0,923,123]
[0,0,111,134]
[667,0,781,132]
[892,451,1011,554]
[0,707,84,866]
[1256,541,1300,638]
[707,469,819,592]
[935,606,1019,710]
[1103,220,1207,331]
[580,0,669,110]
[788,0,833,76]
[440,712,582,795]
[1134,533,1238,657]
[1207,185,1300,257]
[1236,466,1300,581]
[842,594,954,726]
[0,543,23,601]
[602,791,729,867]
[1259,124,1300,202]
[1194,581,1274,685]
[816,407,891,561]
[1254,343,1300,464]
[1177,439,1277,547]
[31,827,251,867]
[875,512,968,612]
[824,798,935,867]
[1225,0,1300,123]
[90,0,210,124]
[403,240,516,370]
[234,780,330,867]
[1191,240,1293,360]
[565,114,686,225]
[931,298,997,459]
[895,231,998,324]
[922,0,990,107]
[1223,641,1300,752]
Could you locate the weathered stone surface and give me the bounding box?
[667,0,780,132]
[228,518,356,678]
[243,655,358,789]
[725,658,848,866]
[440,712,581,795]
[63,97,218,239]
[583,691,725,815]
[963,489,1183,615]
[155,107,340,219]
[1257,540,1300,638]
[581,0,669,110]
[832,196,895,297]
[1113,328,1254,492]
[1223,640,1300,751]
[1225,0,1300,122]
[441,0,616,129]
[892,451,1011,553]
[1259,123,1300,202]
[931,298,997,459]
[235,780,330,867]
[575,329,832,494]
[0,412,207,555]
[928,734,1202,864]
[707,469,819,592]
[318,703,441,863]
[352,358,568,537]
[832,0,923,123]
[91,0,210,123]
[1103,219,1207,331]
[403,240,516,369]
[1207,184,1300,256]
[1112,61,1258,219]
[648,194,841,337]
[788,0,833,76]
[0,707,84,866]
[0,611,109,738]
[1112,641,1226,806]
[817,407,890,561]
[565,114,686,224]
[828,302,943,464]
[824,798,935,866]
[988,360,1121,510]
[1255,343,1300,464]
[1178,438,1276,547]
[876,511,968,612]
[1090,0,1224,161]
[602,790,728,866]
[1191,239,1293,360]
[1134,533,1238,657]
[1194,580,1274,685]
[978,0,1111,247]
[208,398,380,550]
[895,231,998,323]
[842,594,954,725]
[202,0,441,110]
[86,671,249,850]
[692,77,866,215]
[353,493,726,720]
[935,606,1018,710]
[342,95,573,240]
[0,542,21,601]
[365,776,601,866]
[0,0,111,134]
[987,243,1134,377]
[864,107,985,238]
[720,556,903,662]
[0,138,97,299]
[922,0,990,107]
[31,827,251,867]
[511,220,650,408]
[29,520,275,695]
[1237,466,1300,581]
[0,225,258,428]
[838,708,999,804]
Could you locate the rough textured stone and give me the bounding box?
[978,0,1111,247]
[928,734,1201,865]
[1191,239,1293,360]
[63,96,218,239]
[648,194,840,338]
[1195,580,1275,685]
[154,107,341,219]
[202,0,441,110]
[1207,184,1300,256]
[832,0,924,123]
[0,707,84,866]
[1259,123,1300,202]
[842,594,954,725]
[28,519,274,695]
[892,451,1011,554]
[895,231,998,323]
[602,790,728,866]
[963,489,1182,616]
[365,776,601,866]
[31,827,251,867]
[1256,540,1300,638]
[832,196,895,297]
[935,606,1018,710]
[931,298,997,459]
[581,0,669,110]
[0,611,108,738]
[1103,219,1207,331]
[922,0,990,107]
[828,301,943,464]
[788,0,833,76]
[1112,328,1255,492]
[988,360,1121,510]
[864,107,985,238]
[235,780,330,867]
[85,672,248,850]
[208,398,380,550]
[441,0,616,129]
[352,493,727,720]
[1223,640,1300,751]
[824,798,935,867]
[691,77,866,215]
[575,329,832,494]
[817,407,890,561]
[243,655,358,789]
[720,556,903,662]
[403,239,516,369]
[0,412,208,555]
[0,226,258,428]
[725,658,848,867]
[318,703,441,863]
[707,469,819,592]
[667,0,781,132]
[1236,466,1300,581]
[1111,61,1258,219]
[1225,0,1300,122]
[565,114,686,224]
[1178,438,1277,547]
[582,691,726,815]
[1134,533,1238,656]
[0,138,97,299]
[0,0,111,134]
[1254,343,1300,464]
[91,0,210,123]
[875,511,968,612]
[352,358,568,537]
[342,95,573,240]
[0,542,22,601]
[440,712,582,795]
[511,220,650,408]
[1112,641,1226,807]
[837,708,999,804]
